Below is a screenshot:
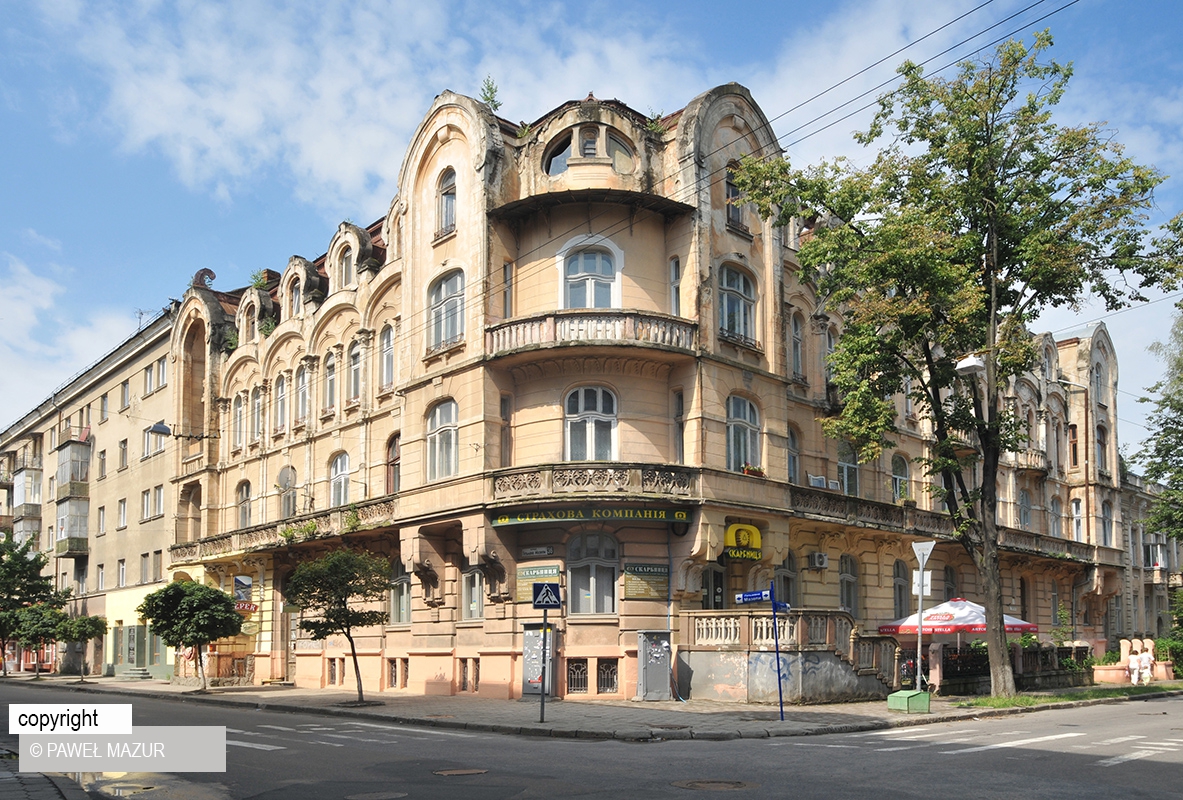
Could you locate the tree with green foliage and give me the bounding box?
[137,581,242,690]
[1136,306,1183,539]
[285,549,389,703]
[0,533,69,676]
[479,75,502,112]
[735,32,1180,696]
[57,615,109,682]
[16,604,67,678]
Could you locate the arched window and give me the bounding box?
[249,388,262,441]
[891,454,909,502]
[295,367,308,423]
[438,168,456,237]
[564,249,615,309]
[1068,424,1078,467]
[1071,498,1083,541]
[1018,489,1032,529]
[288,279,301,318]
[775,552,799,608]
[839,554,859,615]
[1049,496,1063,537]
[1102,501,1113,547]
[1096,426,1108,472]
[232,395,244,449]
[427,400,458,481]
[726,395,760,472]
[545,133,572,176]
[787,428,799,485]
[236,481,251,529]
[791,314,805,378]
[340,245,354,287]
[1094,363,1105,399]
[330,452,349,506]
[725,167,744,228]
[719,265,755,344]
[607,134,633,173]
[385,435,401,495]
[462,567,484,619]
[565,387,616,461]
[347,342,361,403]
[244,305,256,341]
[274,375,287,431]
[277,466,297,519]
[429,270,465,350]
[390,561,411,624]
[323,352,336,411]
[568,533,618,615]
[944,565,958,601]
[837,441,859,497]
[379,325,394,388]
[893,559,910,619]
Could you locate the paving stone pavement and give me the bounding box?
[0,744,92,800]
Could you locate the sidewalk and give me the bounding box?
[8,673,1183,742]
[0,747,92,800]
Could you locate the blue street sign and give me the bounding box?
[532,582,562,609]
[734,590,771,605]
[773,601,791,613]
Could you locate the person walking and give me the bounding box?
[1140,647,1156,685]
[1128,648,1141,685]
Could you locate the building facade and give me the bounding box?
[2,83,1177,696]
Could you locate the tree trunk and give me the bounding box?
[33,647,40,679]
[345,631,364,703]
[979,448,1017,697]
[197,645,207,691]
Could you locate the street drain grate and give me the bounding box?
[671,780,754,791]
[434,769,488,777]
[344,793,409,800]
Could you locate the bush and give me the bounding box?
[1098,649,1121,665]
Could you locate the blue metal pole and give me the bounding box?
[771,581,784,721]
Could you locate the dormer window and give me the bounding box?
[340,246,354,287]
[545,133,572,176]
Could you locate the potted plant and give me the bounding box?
[741,463,765,477]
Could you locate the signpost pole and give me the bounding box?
[770,581,784,721]
[540,607,548,723]
[911,541,935,692]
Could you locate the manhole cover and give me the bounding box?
[434,769,488,777]
[671,780,754,791]
[344,793,408,800]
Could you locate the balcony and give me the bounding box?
[55,537,89,557]
[491,463,698,502]
[57,481,89,502]
[487,310,696,360]
[13,454,43,471]
[1004,448,1049,474]
[998,528,1099,562]
[0,471,12,488]
[13,503,41,521]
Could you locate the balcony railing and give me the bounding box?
[492,463,697,501]
[55,537,89,557]
[13,503,41,521]
[487,310,696,357]
[13,455,43,471]
[1003,448,1049,473]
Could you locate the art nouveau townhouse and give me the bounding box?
[0,309,180,677]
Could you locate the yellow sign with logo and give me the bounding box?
[724,523,762,561]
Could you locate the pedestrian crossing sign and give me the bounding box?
[532,582,562,609]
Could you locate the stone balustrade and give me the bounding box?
[487,310,697,356]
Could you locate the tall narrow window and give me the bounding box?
[347,342,361,403]
[726,395,760,472]
[903,375,914,417]
[245,306,256,342]
[837,442,859,497]
[274,375,287,431]
[278,466,297,519]
[390,562,411,624]
[250,388,262,440]
[1068,424,1078,467]
[944,566,958,601]
[893,560,910,619]
[565,387,616,461]
[100,393,109,421]
[1049,496,1063,538]
[564,250,615,309]
[330,453,349,506]
[500,396,513,468]
[462,568,484,619]
[825,329,837,383]
[236,481,251,529]
[669,257,681,316]
[673,391,685,465]
[725,168,744,229]
[232,396,243,448]
[775,552,799,608]
[891,454,909,501]
[379,325,394,388]
[502,262,514,318]
[437,168,456,236]
[1101,501,1113,547]
[791,314,805,378]
[427,400,458,481]
[839,554,859,615]
[289,279,301,317]
[719,266,754,344]
[580,127,598,157]
[568,533,618,615]
[386,435,401,494]
[1071,498,1083,542]
[340,246,354,287]
[1018,489,1032,529]
[295,367,308,423]
[787,428,799,485]
[429,271,465,350]
[1096,426,1108,472]
[323,352,336,412]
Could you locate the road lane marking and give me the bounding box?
[258,725,300,732]
[347,722,476,738]
[859,729,974,738]
[312,741,345,747]
[939,732,1085,754]
[1097,751,1158,767]
[781,743,859,748]
[1097,735,1146,744]
[875,737,977,752]
[227,741,287,751]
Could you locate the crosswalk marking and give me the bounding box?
[1096,750,1158,767]
[939,732,1085,754]
[227,740,287,751]
[1097,735,1146,744]
[258,725,300,732]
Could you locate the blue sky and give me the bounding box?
[2,0,1182,460]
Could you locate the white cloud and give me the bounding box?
[22,228,62,252]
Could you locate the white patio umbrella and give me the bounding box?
[878,597,1037,643]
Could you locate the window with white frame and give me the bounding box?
[791,314,805,379]
[323,352,336,411]
[565,387,616,461]
[839,554,859,615]
[274,375,287,431]
[1049,496,1063,537]
[143,364,155,396]
[564,249,615,309]
[893,559,910,619]
[117,498,127,528]
[1018,489,1032,529]
[719,265,755,344]
[427,400,458,481]
[250,388,262,440]
[156,356,167,387]
[379,325,394,388]
[141,490,151,521]
[669,257,681,316]
[568,533,618,615]
[118,559,126,588]
[837,441,859,497]
[237,482,251,528]
[97,564,104,591]
[775,552,798,608]
[232,396,244,448]
[1101,501,1113,547]
[97,506,106,535]
[330,452,350,507]
[100,393,109,421]
[787,428,800,485]
[1071,498,1083,541]
[429,271,465,350]
[891,454,909,501]
[340,246,354,287]
[295,367,308,422]
[120,380,130,409]
[437,168,456,236]
[347,342,361,403]
[390,561,411,624]
[462,568,484,619]
[278,466,297,519]
[726,395,760,472]
[154,484,163,517]
[289,278,301,317]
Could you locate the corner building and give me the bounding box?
[161,84,1175,701]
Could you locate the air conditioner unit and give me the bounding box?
[807,552,829,570]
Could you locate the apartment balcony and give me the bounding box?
[56,426,91,448]
[55,536,89,558]
[486,310,697,364]
[13,454,43,471]
[57,481,89,502]
[1145,566,1171,586]
[0,471,12,489]
[13,503,41,521]
[1003,448,1049,474]
[997,527,1113,564]
[491,463,698,503]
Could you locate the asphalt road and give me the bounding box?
[3,682,1182,799]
